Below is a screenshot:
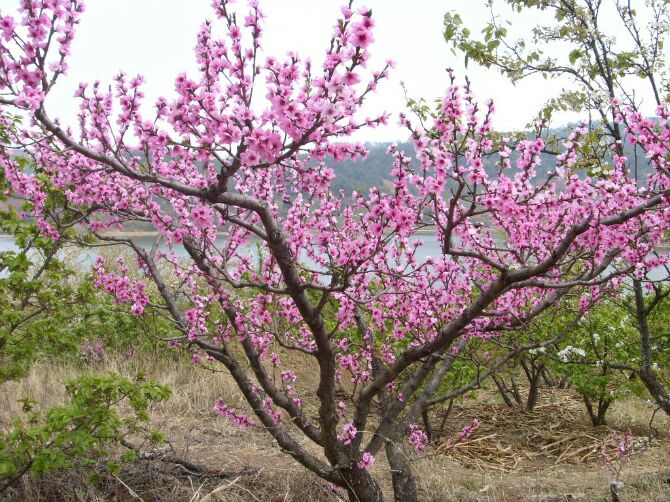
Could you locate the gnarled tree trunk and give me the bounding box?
[582,394,612,426]
[341,467,384,502]
[385,436,418,502]
[634,279,670,416]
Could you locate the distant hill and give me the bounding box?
[327,142,409,195]
[327,141,555,196]
[326,128,654,197]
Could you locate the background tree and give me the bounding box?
[0,115,179,491]
[612,278,670,415]
[444,0,670,415]
[443,0,669,145]
[0,112,93,381]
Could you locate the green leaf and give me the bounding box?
[569,49,582,65]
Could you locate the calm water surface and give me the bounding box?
[1,234,667,281]
[0,234,442,261]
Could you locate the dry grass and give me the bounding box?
[1,354,339,501]
[416,386,670,501]
[0,354,243,425]
[11,462,342,502]
[2,356,669,501]
[433,388,667,472]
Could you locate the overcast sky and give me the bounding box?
[18,1,645,141]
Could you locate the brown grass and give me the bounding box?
[432,388,668,472]
[418,389,670,501]
[1,355,669,501]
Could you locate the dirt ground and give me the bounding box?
[2,356,669,501]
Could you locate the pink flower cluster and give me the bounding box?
[214,398,256,428]
[408,423,428,452]
[459,418,480,441]
[598,430,649,482]
[356,451,375,470]
[0,0,82,111]
[92,257,149,316]
[339,422,358,445]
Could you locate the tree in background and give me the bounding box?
[444,0,670,417]
[615,278,670,415]
[0,114,180,497]
[0,114,178,493]
[0,113,85,381]
[444,0,669,147]
[1,2,670,501]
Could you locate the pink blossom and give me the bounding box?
[408,423,428,452]
[214,398,256,428]
[339,422,357,445]
[357,452,375,470]
[459,418,480,441]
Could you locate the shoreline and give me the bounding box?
[1,231,669,250]
[1,229,441,238]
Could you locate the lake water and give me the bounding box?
[0,233,444,278]
[0,234,441,260]
[1,233,667,281]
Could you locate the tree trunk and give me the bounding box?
[526,375,540,411]
[639,369,670,416]
[510,376,523,405]
[633,279,670,416]
[524,362,543,411]
[596,397,612,426]
[435,399,454,440]
[342,467,384,502]
[492,375,515,407]
[420,409,433,442]
[583,394,611,426]
[583,395,599,426]
[385,438,418,502]
[541,367,556,387]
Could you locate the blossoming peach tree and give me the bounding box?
[1,1,669,500]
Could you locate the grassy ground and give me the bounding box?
[1,354,668,501]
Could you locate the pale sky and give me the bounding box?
[9,0,658,142]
